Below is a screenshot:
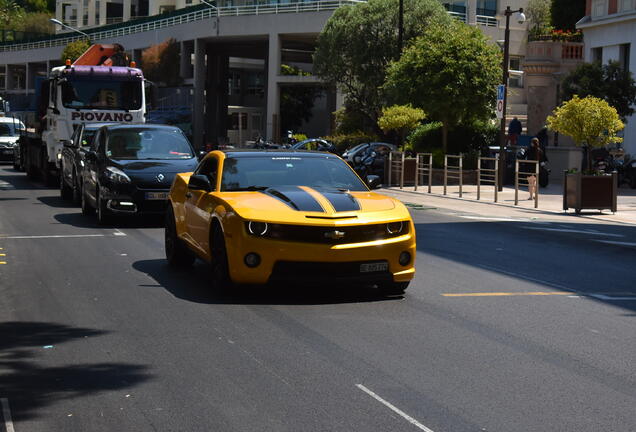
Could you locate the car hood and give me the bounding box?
[219,186,408,224]
[0,136,18,144]
[110,158,198,174]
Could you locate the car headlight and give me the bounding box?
[246,221,269,236]
[105,166,131,183]
[386,221,406,235]
[6,141,16,148]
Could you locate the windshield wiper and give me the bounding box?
[227,185,269,191]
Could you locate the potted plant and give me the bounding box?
[547,95,624,213]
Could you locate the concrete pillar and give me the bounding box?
[87,0,96,26]
[265,32,280,141]
[123,0,131,21]
[25,63,30,95]
[192,38,206,150]
[76,0,84,27]
[205,50,229,147]
[180,41,194,80]
[467,0,476,25]
[99,0,107,26]
[56,1,64,23]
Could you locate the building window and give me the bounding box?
[592,47,603,63]
[246,72,264,97]
[509,57,523,88]
[620,44,631,72]
[619,0,635,11]
[592,0,607,17]
[476,0,497,16]
[443,1,466,14]
[228,71,241,96]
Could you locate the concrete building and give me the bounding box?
[1,0,529,148]
[578,0,636,155]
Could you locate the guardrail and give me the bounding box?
[388,151,405,188]
[477,156,498,202]
[0,0,360,52]
[515,159,539,208]
[443,154,463,197]
[414,152,432,193]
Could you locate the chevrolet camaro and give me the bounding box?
[165,150,415,294]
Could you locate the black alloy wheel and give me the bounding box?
[165,206,195,268]
[81,186,94,216]
[211,223,232,290]
[378,281,409,297]
[60,167,73,201]
[96,189,112,225]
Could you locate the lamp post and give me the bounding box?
[497,6,525,191]
[49,18,90,39]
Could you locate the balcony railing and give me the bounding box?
[0,0,362,52]
[448,11,467,23]
[476,14,497,26]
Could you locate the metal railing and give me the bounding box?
[448,11,467,22]
[387,151,405,188]
[476,14,498,26]
[515,159,539,208]
[0,0,360,52]
[443,154,463,197]
[414,152,432,193]
[477,156,498,202]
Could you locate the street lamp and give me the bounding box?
[497,6,525,191]
[49,18,90,39]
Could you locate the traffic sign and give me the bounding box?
[496,84,505,119]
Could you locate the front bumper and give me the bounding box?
[101,185,170,215]
[225,228,416,285]
[0,147,15,161]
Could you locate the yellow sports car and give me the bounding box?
[165,150,415,294]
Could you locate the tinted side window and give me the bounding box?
[195,156,218,189]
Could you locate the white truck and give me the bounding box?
[20,45,148,183]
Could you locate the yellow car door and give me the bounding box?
[184,155,219,258]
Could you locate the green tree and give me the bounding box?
[547,95,624,169]
[526,0,551,32]
[378,104,425,149]
[0,0,23,26]
[141,38,182,86]
[279,64,322,134]
[551,0,585,31]
[15,0,47,12]
[61,39,90,63]
[12,11,54,34]
[384,21,501,152]
[561,61,636,121]
[313,0,451,133]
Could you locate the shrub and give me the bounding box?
[141,38,182,86]
[324,131,378,153]
[61,39,90,63]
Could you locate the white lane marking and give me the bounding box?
[0,234,105,239]
[1,398,15,432]
[113,229,126,237]
[594,240,636,247]
[520,226,624,237]
[458,215,553,224]
[356,384,435,432]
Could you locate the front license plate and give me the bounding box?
[145,192,169,200]
[360,262,388,273]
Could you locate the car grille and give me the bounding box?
[269,260,392,283]
[249,222,409,244]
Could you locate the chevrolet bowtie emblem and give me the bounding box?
[156,174,165,182]
[324,230,345,240]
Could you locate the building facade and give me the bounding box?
[578,0,636,154]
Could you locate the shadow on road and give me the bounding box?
[37,195,77,208]
[132,259,399,306]
[0,322,152,422]
[53,212,165,229]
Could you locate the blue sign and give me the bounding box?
[497,84,505,101]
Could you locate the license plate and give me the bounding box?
[145,192,168,200]
[360,262,388,273]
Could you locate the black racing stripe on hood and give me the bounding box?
[263,186,324,212]
[315,189,361,212]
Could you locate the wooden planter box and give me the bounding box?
[563,171,617,214]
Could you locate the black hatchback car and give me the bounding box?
[81,124,198,224]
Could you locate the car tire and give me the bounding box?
[97,190,112,226]
[211,223,232,290]
[81,186,94,216]
[12,155,19,171]
[60,168,73,201]
[378,281,409,296]
[165,206,195,268]
[72,171,81,204]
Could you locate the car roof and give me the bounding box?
[222,150,339,159]
[98,123,182,131]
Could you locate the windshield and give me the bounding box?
[81,129,97,147]
[61,77,142,110]
[106,128,194,160]
[0,120,24,137]
[221,156,368,192]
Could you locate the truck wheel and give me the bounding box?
[165,206,195,268]
[378,281,409,296]
[81,187,94,216]
[60,170,72,201]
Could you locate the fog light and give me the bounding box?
[399,251,411,266]
[244,252,261,268]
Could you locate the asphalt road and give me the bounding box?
[1,163,636,432]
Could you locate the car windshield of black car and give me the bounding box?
[221,156,367,192]
[106,128,194,160]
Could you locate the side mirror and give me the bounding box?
[62,140,74,148]
[188,174,212,192]
[366,175,381,189]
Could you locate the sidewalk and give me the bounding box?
[380,182,636,225]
